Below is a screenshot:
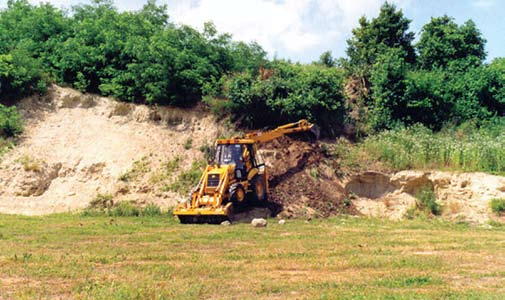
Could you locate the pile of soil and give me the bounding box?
[260,137,352,218]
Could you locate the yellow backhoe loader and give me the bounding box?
[173,119,318,224]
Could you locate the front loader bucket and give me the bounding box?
[178,215,229,224]
[173,203,233,224]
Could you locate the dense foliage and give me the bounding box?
[0,0,503,139]
[223,61,346,136]
[0,0,266,106]
[0,104,22,137]
[346,4,503,133]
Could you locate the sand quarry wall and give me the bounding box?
[0,85,504,224]
[0,85,227,215]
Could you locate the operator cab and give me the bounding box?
[214,143,265,180]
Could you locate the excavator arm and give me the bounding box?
[243,119,319,144]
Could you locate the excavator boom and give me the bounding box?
[244,119,319,144]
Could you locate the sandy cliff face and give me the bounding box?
[347,171,505,224]
[0,85,225,215]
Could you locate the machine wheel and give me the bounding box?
[178,216,191,224]
[250,175,267,204]
[229,183,246,203]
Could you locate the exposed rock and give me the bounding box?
[390,171,433,195]
[345,171,395,199]
[251,218,267,228]
[349,171,505,224]
[0,85,226,215]
[278,219,286,225]
[220,220,231,226]
[3,161,61,197]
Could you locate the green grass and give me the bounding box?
[0,137,14,160]
[1,214,505,299]
[165,160,206,194]
[83,197,162,217]
[339,120,505,174]
[490,198,505,215]
[183,138,193,150]
[118,156,150,182]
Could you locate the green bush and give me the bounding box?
[183,138,193,150]
[415,187,441,216]
[0,104,23,137]
[225,61,346,137]
[490,198,505,214]
[166,160,206,194]
[109,201,140,217]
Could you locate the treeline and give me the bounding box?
[0,0,504,138]
[0,0,266,106]
[345,4,505,134]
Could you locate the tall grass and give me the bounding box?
[348,119,505,174]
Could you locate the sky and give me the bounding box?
[2,0,503,63]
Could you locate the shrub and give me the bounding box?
[490,198,505,215]
[89,193,114,210]
[109,201,140,217]
[183,138,193,150]
[202,96,233,120]
[199,142,213,162]
[0,138,14,159]
[119,157,150,182]
[15,155,42,172]
[415,187,441,216]
[0,104,23,137]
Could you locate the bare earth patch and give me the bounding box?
[346,170,505,223]
[0,85,226,215]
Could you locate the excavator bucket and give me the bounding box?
[310,124,320,140]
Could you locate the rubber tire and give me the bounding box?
[251,175,267,205]
[229,183,246,202]
[178,216,190,224]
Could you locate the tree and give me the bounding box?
[346,2,415,68]
[318,51,336,67]
[417,16,486,70]
[226,61,346,137]
[369,47,408,130]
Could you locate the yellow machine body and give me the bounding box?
[173,120,316,223]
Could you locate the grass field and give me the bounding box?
[1,214,505,299]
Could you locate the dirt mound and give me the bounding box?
[260,137,351,218]
[0,85,228,215]
[348,170,505,224]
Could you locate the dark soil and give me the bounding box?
[261,137,355,218]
